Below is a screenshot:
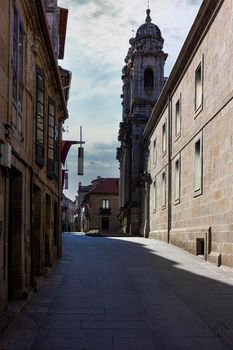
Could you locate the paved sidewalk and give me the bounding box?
[1,233,233,349]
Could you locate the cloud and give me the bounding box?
[68,71,120,103]
[67,0,121,15]
[86,141,119,160]
[184,0,201,4]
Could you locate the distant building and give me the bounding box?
[0,0,70,313]
[61,195,76,232]
[79,178,121,235]
[76,182,92,231]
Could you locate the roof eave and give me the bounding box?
[58,7,68,59]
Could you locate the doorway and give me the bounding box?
[53,201,59,257]
[45,194,52,267]
[102,217,109,230]
[32,185,43,276]
[8,167,23,300]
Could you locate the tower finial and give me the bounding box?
[146,6,151,23]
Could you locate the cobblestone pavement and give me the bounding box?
[1,233,233,350]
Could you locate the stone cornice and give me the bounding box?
[133,51,168,60]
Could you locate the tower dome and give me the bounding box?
[135,9,162,41]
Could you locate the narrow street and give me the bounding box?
[1,233,233,350]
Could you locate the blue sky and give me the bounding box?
[58,0,202,200]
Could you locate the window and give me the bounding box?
[174,155,181,204]
[12,3,24,134]
[194,137,203,196]
[175,98,181,138]
[102,217,109,230]
[153,138,157,165]
[162,122,167,154]
[153,178,157,211]
[35,67,45,166]
[102,199,110,209]
[195,62,203,111]
[162,171,166,208]
[144,68,154,95]
[47,98,55,178]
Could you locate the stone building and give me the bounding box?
[144,0,233,267]
[61,195,76,232]
[117,9,167,236]
[0,0,70,313]
[80,178,121,235]
[76,182,92,231]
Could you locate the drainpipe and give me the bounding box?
[144,172,152,238]
[167,95,172,243]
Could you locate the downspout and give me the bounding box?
[142,139,151,238]
[144,173,152,238]
[167,95,172,243]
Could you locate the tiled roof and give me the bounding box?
[89,178,119,195]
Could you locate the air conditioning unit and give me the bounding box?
[0,144,11,168]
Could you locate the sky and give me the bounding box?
[58,0,202,200]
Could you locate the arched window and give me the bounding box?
[144,68,154,94]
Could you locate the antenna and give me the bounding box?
[147,0,150,9]
[80,126,82,143]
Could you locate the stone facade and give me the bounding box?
[144,0,233,267]
[0,0,70,313]
[61,195,76,232]
[76,182,92,231]
[117,9,167,236]
[80,178,121,235]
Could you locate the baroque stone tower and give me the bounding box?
[117,9,167,235]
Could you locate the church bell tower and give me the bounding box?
[117,9,167,235]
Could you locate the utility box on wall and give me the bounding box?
[0,144,12,168]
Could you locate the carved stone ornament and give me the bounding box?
[32,35,40,56]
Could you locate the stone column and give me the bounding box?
[124,144,131,204]
[129,132,141,235]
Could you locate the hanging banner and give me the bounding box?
[78,146,84,175]
[62,170,69,189]
[64,171,69,189]
[61,140,78,165]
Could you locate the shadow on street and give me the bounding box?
[0,232,233,349]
